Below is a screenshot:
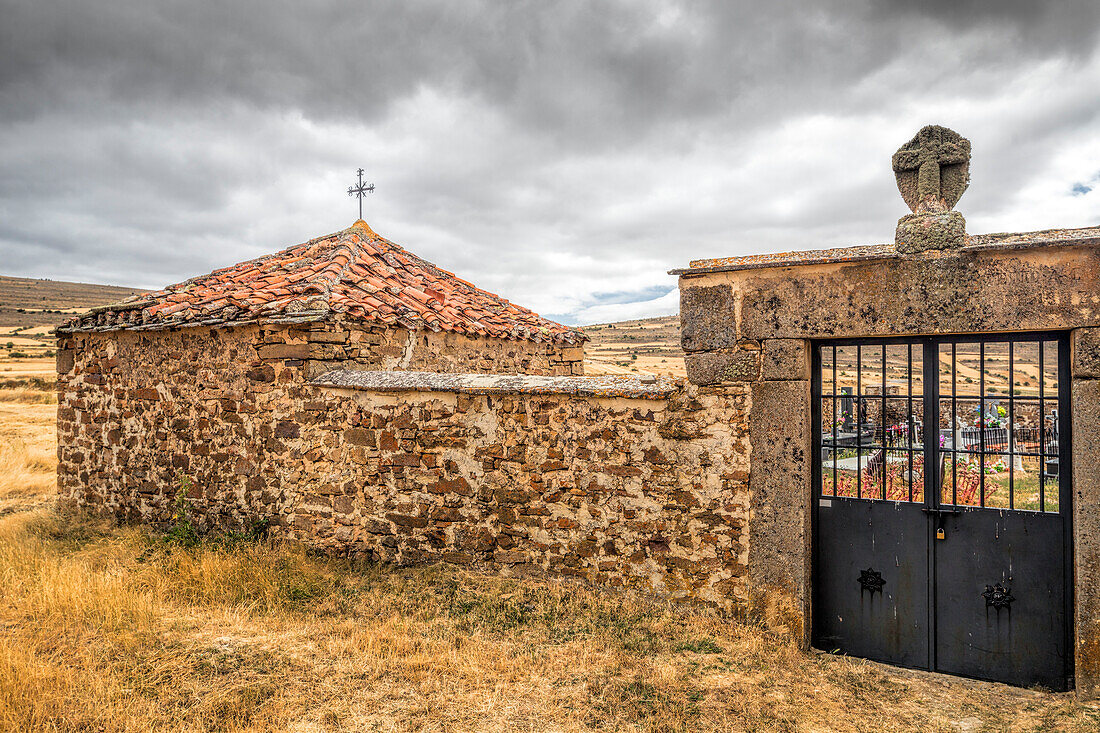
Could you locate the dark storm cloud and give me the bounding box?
[10,1,1092,136]
[1,2,1099,322]
[875,0,1100,55]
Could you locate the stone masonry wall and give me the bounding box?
[283,384,750,604]
[57,323,749,606]
[57,320,581,523]
[278,318,583,378]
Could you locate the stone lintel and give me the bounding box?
[670,225,1100,276]
[312,369,677,400]
[726,246,1100,342]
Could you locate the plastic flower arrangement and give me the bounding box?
[973,404,1007,428]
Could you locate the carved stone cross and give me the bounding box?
[892,125,971,213]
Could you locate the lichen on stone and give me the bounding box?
[892,125,971,252]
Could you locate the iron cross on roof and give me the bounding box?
[347,168,375,220]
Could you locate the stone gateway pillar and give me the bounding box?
[679,283,813,642]
[1072,328,1100,695]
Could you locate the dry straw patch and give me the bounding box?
[0,385,56,515]
[0,510,1096,733]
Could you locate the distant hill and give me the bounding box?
[0,276,148,375]
[0,275,146,329]
[580,314,684,377]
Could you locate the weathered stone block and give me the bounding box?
[308,331,349,344]
[257,343,310,360]
[1074,328,1100,380]
[344,428,374,446]
[761,339,809,381]
[57,349,74,374]
[895,210,966,253]
[748,379,810,645]
[274,421,300,438]
[680,284,737,352]
[685,348,760,385]
[1073,378,1100,696]
[387,513,428,528]
[246,364,276,382]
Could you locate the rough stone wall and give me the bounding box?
[57,323,748,606]
[676,325,811,635]
[282,318,582,378]
[282,385,750,605]
[57,326,269,524]
[57,318,582,523]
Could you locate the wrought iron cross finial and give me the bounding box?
[347,168,375,220]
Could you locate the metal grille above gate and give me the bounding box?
[811,334,1073,690]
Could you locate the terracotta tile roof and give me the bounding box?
[670,224,1100,276]
[60,221,586,344]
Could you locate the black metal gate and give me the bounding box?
[811,334,1072,690]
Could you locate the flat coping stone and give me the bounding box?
[312,369,678,400]
[669,225,1100,276]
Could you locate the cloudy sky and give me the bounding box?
[2,1,1099,325]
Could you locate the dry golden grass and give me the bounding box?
[0,357,56,380]
[0,386,56,515]
[0,510,1096,732]
[1,383,1098,732]
[582,316,686,378]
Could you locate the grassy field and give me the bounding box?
[580,316,684,378]
[1,383,1099,732]
[0,384,56,516]
[0,274,146,372]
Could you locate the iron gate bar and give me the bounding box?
[1009,342,1014,510]
[981,343,990,508]
[908,343,914,502]
[951,343,957,507]
[882,344,888,499]
[832,344,837,497]
[1040,342,1045,512]
[857,343,862,500]
[923,338,938,669]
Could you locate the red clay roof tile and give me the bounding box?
[62,220,586,344]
